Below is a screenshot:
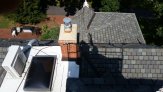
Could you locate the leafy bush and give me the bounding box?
[40,27,59,40]
[0,16,11,28]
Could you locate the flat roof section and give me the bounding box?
[23,56,56,91]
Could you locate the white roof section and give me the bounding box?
[0,46,79,92]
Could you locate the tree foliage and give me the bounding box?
[121,0,163,45]
[100,0,120,12]
[14,0,46,24]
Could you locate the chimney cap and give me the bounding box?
[63,17,72,24]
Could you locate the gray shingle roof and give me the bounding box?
[0,47,7,87]
[72,7,145,44]
[0,39,58,47]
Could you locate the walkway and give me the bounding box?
[0,29,39,39]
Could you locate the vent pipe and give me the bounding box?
[63,17,72,33]
[22,39,39,53]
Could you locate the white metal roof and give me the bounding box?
[0,46,79,92]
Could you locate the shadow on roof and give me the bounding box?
[66,41,163,92]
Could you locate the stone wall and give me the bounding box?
[122,48,163,79]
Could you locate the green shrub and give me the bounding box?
[0,16,13,28]
[40,27,59,40]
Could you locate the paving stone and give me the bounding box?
[153,74,157,78]
[139,65,143,69]
[148,74,152,78]
[0,48,2,52]
[136,60,141,64]
[124,56,128,59]
[123,52,127,55]
[149,56,154,60]
[146,52,152,55]
[122,73,127,77]
[152,52,157,55]
[159,65,163,69]
[142,52,146,55]
[151,69,156,73]
[151,61,155,64]
[127,73,133,77]
[160,61,163,64]
[134,56,139,60]
[139,56,143,60]
[138,73,143,77]
[154,65,159,69]
[134,65,138,68]
[148,65,153,69]
[154,56,159,60]
[145,69,151,73]
[126,69,130,72]
[143,56,149,60]
[129,56,134,60]
[156,69,161,73]
[143,65,148,69]
[129,65,134,68]
[131,69,136,73]
[138,49,142,52]
[159,57,163,60]
[123,65,128,68]
[126,60,131,64]
[137,52,142,55]
[1,55,6,58]
[157,52,162,56]
[143,73,148,77]
[116,48,121,52]
[127,52,131,55]
[136,69,141,73]
[151,49,156,52]
[156,61,161,64]
[133,73,138,78]
[131,52,137,55]
[142,61,147,64]
[0,58,3,63]
[2,48,7,52]
[141,69,145,73]
[158,74,162,78]
[131,60,136,64]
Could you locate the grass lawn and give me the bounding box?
[0,16,14,28]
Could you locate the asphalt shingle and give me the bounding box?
[0,47,7,87]
[72,7,145,44]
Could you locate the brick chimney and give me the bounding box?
[58,17,79,61]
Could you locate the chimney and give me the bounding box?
[58,17,79,61]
